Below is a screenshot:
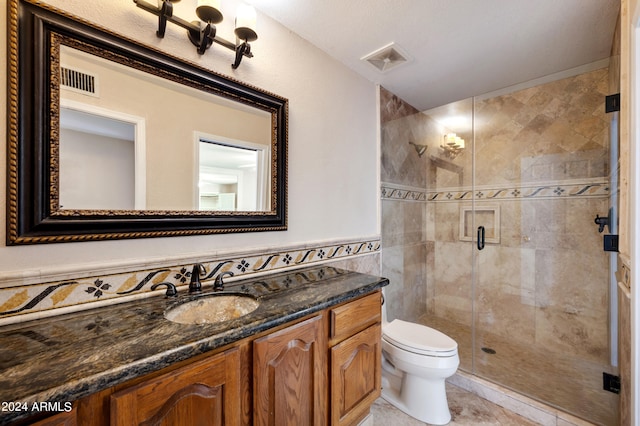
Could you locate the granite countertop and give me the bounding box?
[0,266,388,423]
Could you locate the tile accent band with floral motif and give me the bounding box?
[0,238,380,323]
[382,178,609,203]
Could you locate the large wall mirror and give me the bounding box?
[7,0,288,244]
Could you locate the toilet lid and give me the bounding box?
[383,319,458,356]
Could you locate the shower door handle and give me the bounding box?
[477,226,485,250]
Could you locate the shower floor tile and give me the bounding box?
[417,314,618,425]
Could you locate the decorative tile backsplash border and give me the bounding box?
[382,178,609,203]
[0,238,380,324]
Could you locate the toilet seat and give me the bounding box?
[383,319,458,357]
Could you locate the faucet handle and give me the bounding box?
[213,271,234,291]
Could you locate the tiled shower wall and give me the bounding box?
[380,65,612,364]
[380,90,426,323]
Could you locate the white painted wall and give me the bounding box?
[0,0,379,275]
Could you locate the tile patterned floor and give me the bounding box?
[371,383,540,425]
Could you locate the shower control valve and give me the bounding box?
[594,211,611,234]
[594,215,608,233]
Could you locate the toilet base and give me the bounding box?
[381,368,452,425]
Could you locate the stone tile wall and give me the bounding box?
[380,88,428,323]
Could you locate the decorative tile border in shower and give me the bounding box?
[380,182,427,202]
[381,179,609,203]
[425,178,609,202]
[0,238,381,325]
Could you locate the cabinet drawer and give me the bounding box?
[329,291,381,342]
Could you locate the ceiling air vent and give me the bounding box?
[60,67,98,97]
[361,42,412,73]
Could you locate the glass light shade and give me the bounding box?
[234,4,258,41]
[196,0,223,23]
[455,136,465,149]
[445,133,457,146]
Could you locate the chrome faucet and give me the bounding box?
[213,271,234,292]
[189,263,206,293]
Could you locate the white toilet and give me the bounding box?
[381,297,459,425]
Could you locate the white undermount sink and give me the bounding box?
[165,293,260,325]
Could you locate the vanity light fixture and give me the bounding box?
[133,0,258,69]
[441,133,465,159]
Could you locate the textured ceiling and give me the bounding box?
[246,0,620,111]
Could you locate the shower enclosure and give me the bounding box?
[380,65,619,425]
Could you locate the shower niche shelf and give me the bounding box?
[459,205,500,244]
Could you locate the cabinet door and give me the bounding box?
[29,408,77,426]
[330,323,381,426]
[253,315,327,426]
[110,347,241,426]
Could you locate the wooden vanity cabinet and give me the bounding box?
[18,290,382,426]
[110,347,242,426]
[253,314,328,426]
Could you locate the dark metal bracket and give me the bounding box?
[603,372,620,394]
[605,93,620,113]
[604,235,619,252]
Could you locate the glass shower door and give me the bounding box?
[471,68,617,425]
[419,66,617,423]
[423,98,475,371]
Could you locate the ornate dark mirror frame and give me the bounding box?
[6,0,288,245]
